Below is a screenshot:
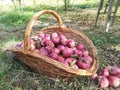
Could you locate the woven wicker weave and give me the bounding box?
[10,10,98,80]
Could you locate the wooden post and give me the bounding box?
[111,0,120,26]
[19,0,22,13]
[103,0,110,14]
[94,0,104,27]
[105,0,114,32]
[64,0,67,11]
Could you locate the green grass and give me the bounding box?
[0,0,100,27]
[0,4,62,27]
[68,0,99,10]
[0,11,33,26]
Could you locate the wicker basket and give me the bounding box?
[10,10,98,80]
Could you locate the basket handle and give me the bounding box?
[24,10,63,50]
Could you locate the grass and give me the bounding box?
[0,10,51,27]
[0,11,33,26]
[0,0,120,90]
[0,0,100,27]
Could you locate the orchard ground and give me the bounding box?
[0,4,120,90]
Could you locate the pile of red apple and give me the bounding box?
[15,32,120,88]
[16,32,93,70]
[91,66,120,89]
